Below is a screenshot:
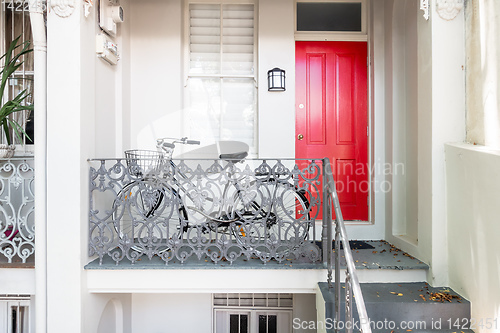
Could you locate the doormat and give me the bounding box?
[316,240,375,250]
[339,240,375,250]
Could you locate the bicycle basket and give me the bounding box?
[124,150,164,177]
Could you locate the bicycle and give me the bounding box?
[111,137,311,260]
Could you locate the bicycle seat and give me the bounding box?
[219,151,248,163]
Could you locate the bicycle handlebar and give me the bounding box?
[186,140,201,145]
[156,137,201,158]
[156,137,201,147]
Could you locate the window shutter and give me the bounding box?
[221,4,254,75]
[189,4,221,74]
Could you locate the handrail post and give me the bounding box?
[334,195,341,333]
[322,159,329,269]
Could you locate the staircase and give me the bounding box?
[317,241,473,333]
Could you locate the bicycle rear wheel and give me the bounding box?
[112,181,186,254]
[231,180,311,259]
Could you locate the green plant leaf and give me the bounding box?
[0,34,33,145]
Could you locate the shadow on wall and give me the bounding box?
[97,299,124,333]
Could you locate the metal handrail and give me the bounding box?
[323,158,371,333]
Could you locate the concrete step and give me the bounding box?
[318,282,471,332]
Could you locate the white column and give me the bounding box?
[46,0,96,331]
[30,0,47,331]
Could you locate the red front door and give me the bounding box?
[296,41,368,221]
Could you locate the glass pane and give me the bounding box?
[268,315,277,333]
[259,314,278,333]
[187,78,255,151]
[230,314,248,333]
[11,307,17,333]
[221,78,255,149]
[240,314,248,333]
[297,2,362,32]
[230,314,239,333]
[18,306,26,333]
[259,315,267,333]
[186,78,221,143]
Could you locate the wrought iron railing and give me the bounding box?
[0,158,35,263]
[88,158,324,265]
[323,158,371,333]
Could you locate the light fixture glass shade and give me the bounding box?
[267,68,285,91]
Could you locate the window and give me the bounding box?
[295,0,367,41]
[214,294,292,333]
[0,297,30,333]
[215,310,290,333]
[1,0,34,145]
[258,314,277,333]
[297,2,362,32]
[186,2,257,155]
[230,313,249,333]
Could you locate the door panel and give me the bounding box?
[296,41,368,221]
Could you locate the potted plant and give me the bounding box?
[0,35,33,158]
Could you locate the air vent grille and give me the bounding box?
[213,293,293,308]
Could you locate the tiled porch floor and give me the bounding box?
[0,255,34,268]
[85,240,429,271]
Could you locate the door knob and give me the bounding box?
[297,134,304,140]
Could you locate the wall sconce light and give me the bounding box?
[268,68,285,91]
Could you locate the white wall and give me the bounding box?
[131,293,212,333]
[388,0,419,242]
[445,143,500,332]
[129,0,183,151]
[465,0,500,149]
[382,0,466,287]
[428,0,466,286]
[90,294,132,333]
[383,0,425,255]
[293,294,317,333]
[257,0,296,158]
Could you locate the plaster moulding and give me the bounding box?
[436,0,464,21]
[50,0,76,17]
[420,0,429,20]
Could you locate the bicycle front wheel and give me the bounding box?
[112,181,186,254]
